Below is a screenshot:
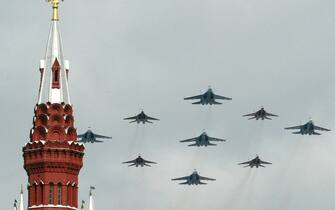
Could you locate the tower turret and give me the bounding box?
[22,1,85,210]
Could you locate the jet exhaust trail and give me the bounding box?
[224,169,253,209]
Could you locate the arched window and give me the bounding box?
[67,184,72,206]
[54,70,59,82]
[33,184,37,205]
[40,184,44,205]
[57,184,62,205]
[51,58,61,89]
[49,183,54,204]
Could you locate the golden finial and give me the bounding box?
[47,0,64,21]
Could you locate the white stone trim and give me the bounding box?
[29,204,77,210]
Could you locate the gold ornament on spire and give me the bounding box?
[47,0,64,21]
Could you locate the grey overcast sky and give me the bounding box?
[1,0,335,209]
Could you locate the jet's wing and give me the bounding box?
[94,134,112,139]
[208,137,226,142]
[285,125,303,130]
[214,94,232,100]
[314,126,331,131]
[122,159,136,164]
[180,138,197,142]
[260,160,272,164]
[124,116,138,120]
[199,176,216,181]
[243,113,256,117]
[147,116,160,121]
[77,134,85,138]
[238,161,251,165]
[184,95,202,100]
[172,176,189,181]
[266,112,278,117]
[77,139,86,143]
[143,159,157,164]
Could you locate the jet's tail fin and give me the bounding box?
[243,165,250,168]
[212,101,222,105]
[292,131,301,134]
[259,165,266,168]
[145,120,153,124]
[313,131,321,135]
[264,116,272,120]
[199,181,207,185]
[248,117,256,120]
[144,163,152,167]
[208,143,217,146]
[129,120,137,123]
[192,101,202,105]
[179,182,189,185]
[188,143,198,147]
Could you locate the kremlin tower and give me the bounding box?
[22,1,85,210]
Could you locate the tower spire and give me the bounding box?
[18,185,24,210]
[38,0,70,104]
[89,187,95,210]
[48,0,63,21]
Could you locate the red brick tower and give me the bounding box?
[22,1,85,210]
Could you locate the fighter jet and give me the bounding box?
[285,119,331,135]
[243,107,278,120]
[124,111,159,124]
[184,87,232,105]
[77,128,112,143]
[180,132,226,147]
[238,155,272,168]
[172,170,216,185]
[122,155,157,167]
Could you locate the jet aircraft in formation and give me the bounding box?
[77,128,112,143]
[243,107,278,120]
[285,120,331,135]
[180,132,226,147]
[184,87,232,105]
[124,111,159,124]
[238,155,272,168]
[172,170,216,185]
[81,85,332,187]
[122,155,157,167]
